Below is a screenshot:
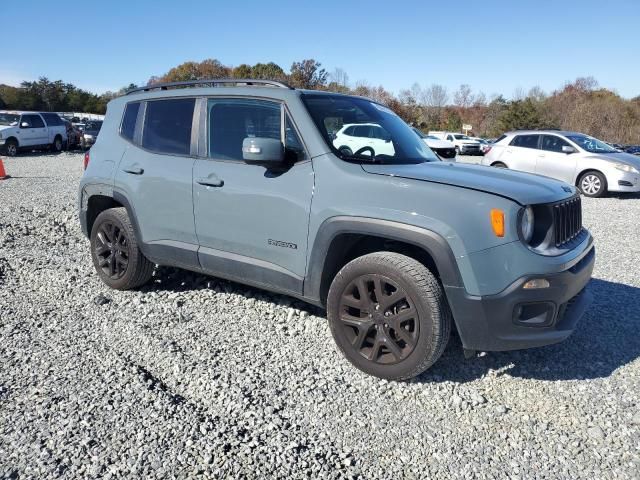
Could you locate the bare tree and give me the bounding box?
[424,84,448,108]
[330,68,349,88]
[453,84,474,108]
[512,87,526,101]
[527,85,547,102]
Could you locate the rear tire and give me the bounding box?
[327,252,451,381]
[579,171,607,197]
[51,135,63,153]
[90,207,154,290]
[491,162,508,168]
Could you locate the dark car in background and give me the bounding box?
[81,120,103,149]
[625,145,640,156]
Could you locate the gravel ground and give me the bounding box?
[1,152,639,479]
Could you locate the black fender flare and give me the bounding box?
[303,216,464,303]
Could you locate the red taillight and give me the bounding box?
[83,150,90,170]
[484,146,492,155]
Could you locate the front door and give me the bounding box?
[19,114,48,146]
[192,97,314,294]
[535,135,578,183]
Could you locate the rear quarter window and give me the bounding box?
[120,102,141,142]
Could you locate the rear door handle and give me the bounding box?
[196,176,224,187]
[122,166,144,175]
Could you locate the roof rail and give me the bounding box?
[126,78,294,95]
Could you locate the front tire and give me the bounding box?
[491,162,508,169]
[5,139,18,157]
[579,171,607,197]
[90,208,154,290]
[327,252,451,380]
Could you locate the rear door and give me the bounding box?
[504,134,540,173]
[535,135,578,183]
[114,97,199,268]
[192,97,314,293]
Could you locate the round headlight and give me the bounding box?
[520,206,534,243]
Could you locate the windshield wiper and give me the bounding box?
[341,154,379,163]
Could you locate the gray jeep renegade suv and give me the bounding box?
[79,79,595,380]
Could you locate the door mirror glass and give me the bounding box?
[20,121,30,128]
[562,145,576,154]
[242,137,284,166]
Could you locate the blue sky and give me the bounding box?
[3,0,639,98]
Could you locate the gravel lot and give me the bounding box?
[1,152,639,479]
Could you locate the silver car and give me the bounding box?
[482,130,640,197]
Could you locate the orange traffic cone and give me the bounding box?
[0,158,8,180]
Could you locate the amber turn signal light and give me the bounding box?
[490,209,505,237]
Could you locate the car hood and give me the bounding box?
[361,161,575,205]
[423,138,454,149]
[589,152,640,169]
[0,125,16,132]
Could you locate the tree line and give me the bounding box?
[2,58,639,143]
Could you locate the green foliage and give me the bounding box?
[0,77,110,114]
[289,59,328,89]
[497,98,546,132]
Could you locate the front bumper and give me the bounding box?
[607,169,640,192]
[445,246,595,351]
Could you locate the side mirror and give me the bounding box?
[242,137,284,167]
[20,122,30,128]
[562,145,576,154]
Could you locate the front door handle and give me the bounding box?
[196,177,224,187]
[123,166,144,175]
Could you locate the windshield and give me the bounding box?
[0,113,19,126]
[302,94,438,164]
[565,134,617,153]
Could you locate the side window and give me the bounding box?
[142,98,195,155]
[208,98,281,161]
[121,102,140,141]
[541,135,570,153]
[446,135,453,141]
[41,113,63,127]
[23,114,45,128]
[353,125,370,138]
[343,126,355,136]
[510,134,540,149]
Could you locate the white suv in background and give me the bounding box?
[332,123,395,156]
[428,131,482,156]
[0,111,68,156]
[482,130,640,197]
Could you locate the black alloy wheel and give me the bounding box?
[94,221,130,280]
[337,274,418,364]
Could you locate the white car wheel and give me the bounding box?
[579,172,606,198]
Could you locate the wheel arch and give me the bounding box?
[304,217,464,306]
[574,168,605,187]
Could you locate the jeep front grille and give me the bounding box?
[553,196,582,247]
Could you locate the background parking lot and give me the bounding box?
[1,153,639,479]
